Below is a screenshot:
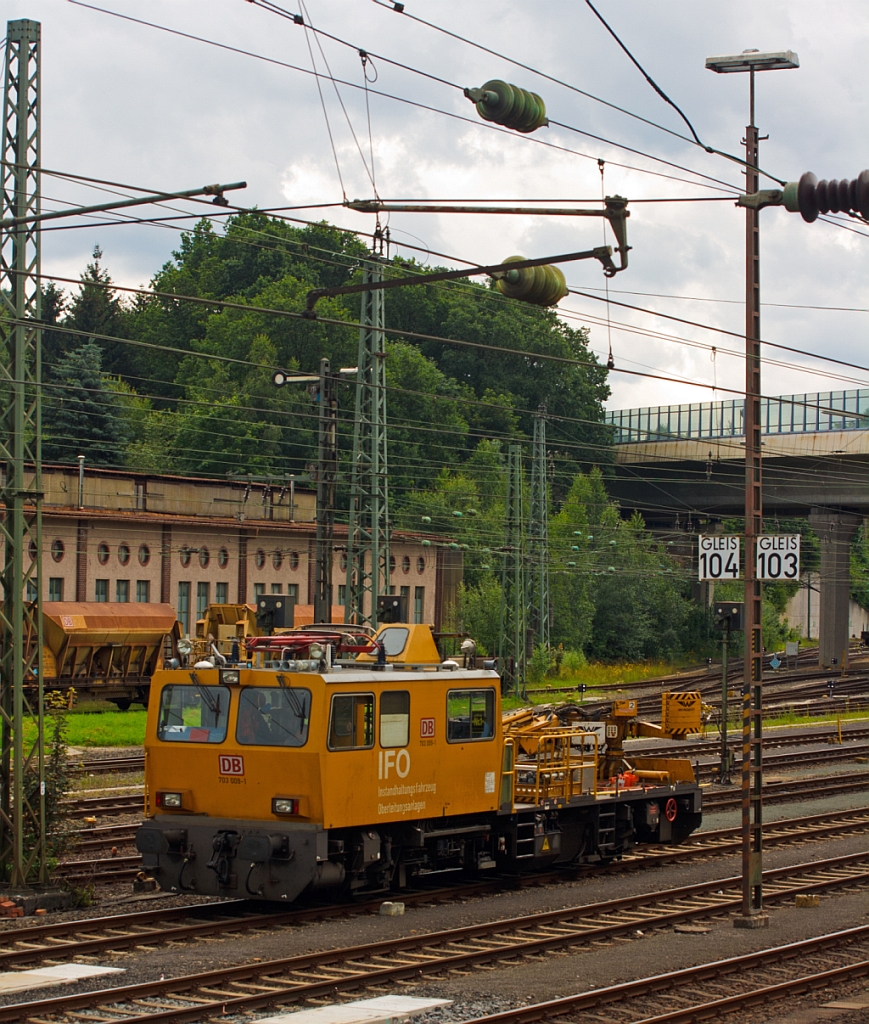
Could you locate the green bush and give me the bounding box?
[560,649,587,675]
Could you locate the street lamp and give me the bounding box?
[706,47,799,931]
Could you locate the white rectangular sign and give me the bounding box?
[756,534,800,580]
[698,535,740,580]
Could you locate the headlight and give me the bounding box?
[220,669,240,685]
[177,638,193,656]
[272,797,299,815]
[308,642,324,660]
[157,792,183,808]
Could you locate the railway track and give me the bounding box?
[525,645,869,698]
[63,793,142,817]
[461,926,869,1024]
[633,721,869,760]
[703,771,869,809]
[693,740,869,781]
[4,850,869,1023]
[67,755,144,776]
[45,802,869,914]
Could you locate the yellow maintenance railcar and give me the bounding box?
[136,624,703,902]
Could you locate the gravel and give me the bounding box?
[4,743,869,1021]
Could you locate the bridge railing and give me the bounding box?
[606,388,869,444]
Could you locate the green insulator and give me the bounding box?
[481,547,491,555]
[449,542,460,550]
[495,256,567,307]
[474,79,548,133]
[573,530,583,536]
[421,515,432,524]
[421,539,431,547]
[571,545,579,552]
[452,510,463,517]
[567,561,576,568]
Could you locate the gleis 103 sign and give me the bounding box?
[698,535,740,581]
[756,534,800,580]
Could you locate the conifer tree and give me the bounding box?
[66,246,129,376]
[42,341,129,465]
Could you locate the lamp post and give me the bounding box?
[706,47,799,928]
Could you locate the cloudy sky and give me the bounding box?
[10,0,869,412]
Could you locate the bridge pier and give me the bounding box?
[808,508,863,668]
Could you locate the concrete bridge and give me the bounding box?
[604,388,869,668]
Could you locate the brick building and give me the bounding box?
[27,464,461,636]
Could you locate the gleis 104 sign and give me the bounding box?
[698,535,740,581]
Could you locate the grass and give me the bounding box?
[24,709,147,749]
[531,659,691,690]
[742,708,869,731]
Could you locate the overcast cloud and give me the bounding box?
[9,0,869,412]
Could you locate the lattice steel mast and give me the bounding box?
[345,259,390,627]
[0,18,46,887]
[313,358,337,624]
[499,444,526,695]
[529,405,550,653]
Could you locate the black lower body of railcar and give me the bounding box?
[135,784,702,901]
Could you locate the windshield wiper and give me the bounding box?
[189,671,220,715]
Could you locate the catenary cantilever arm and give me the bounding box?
[303,246,614,315]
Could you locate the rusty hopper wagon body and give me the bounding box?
[136,623,703,902]
[32,603,180,708]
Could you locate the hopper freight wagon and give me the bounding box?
[28,602,180,709]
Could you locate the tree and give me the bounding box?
[40,281,67,376]
[43,342,129,465]
[65,247,131,377]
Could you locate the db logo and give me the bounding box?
[219,755,244,776]
[420,718,435,738]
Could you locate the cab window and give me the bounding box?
[378,627,409,657]
[157,684,229,743]
[237,686,311,747]
[380,691,409,748]
[447,688,495,742]
[328,694,374,750]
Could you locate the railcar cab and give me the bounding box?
[136,624,506,902]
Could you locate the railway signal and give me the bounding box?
[713,601,743,784]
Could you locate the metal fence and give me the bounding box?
[605,389,869,444]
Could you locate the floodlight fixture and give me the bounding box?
[705,49,799,73]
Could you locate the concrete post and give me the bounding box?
[808,509,863,668]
